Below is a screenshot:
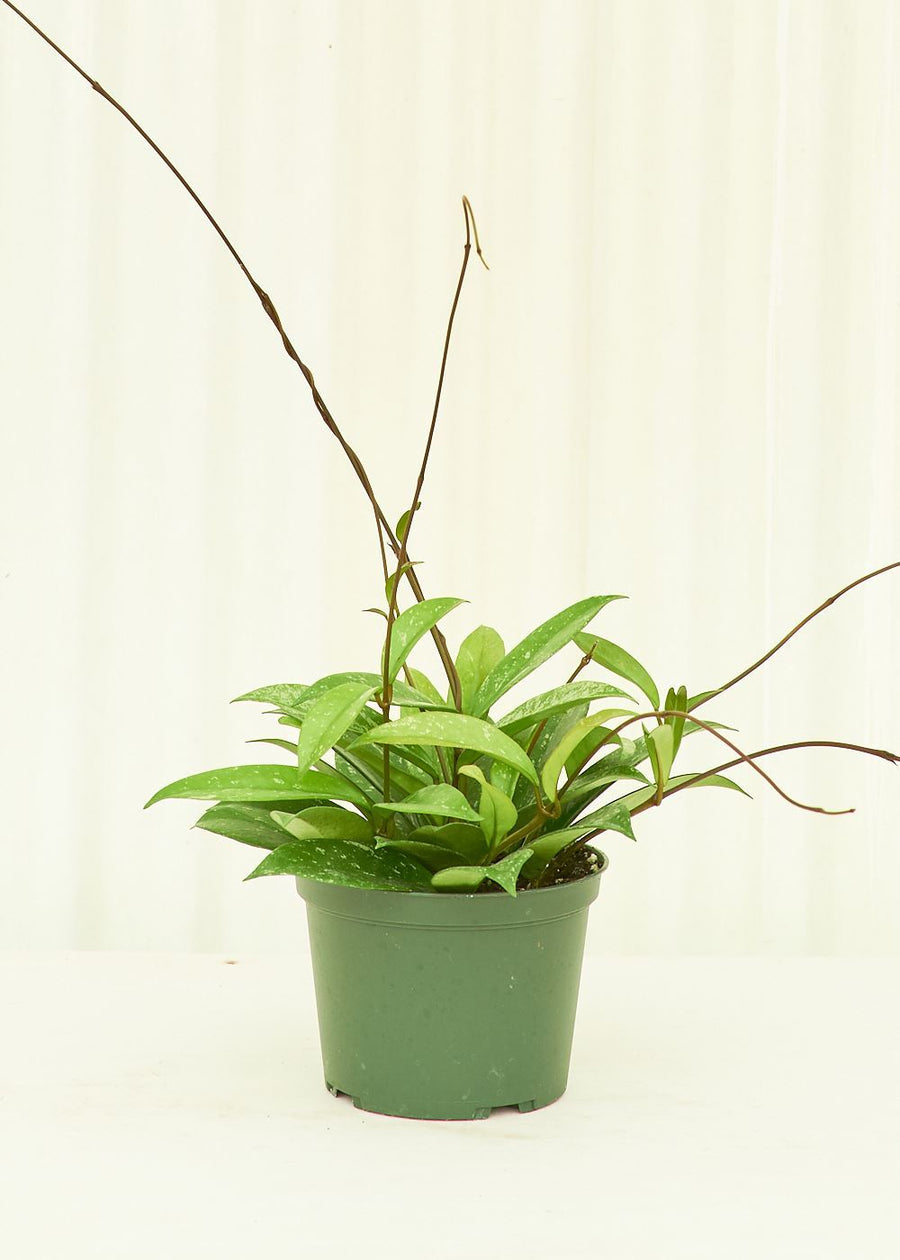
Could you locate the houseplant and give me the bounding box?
[4,1,898,1119]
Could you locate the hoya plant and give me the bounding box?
[7,2,899,898]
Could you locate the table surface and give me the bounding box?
[1,951,897,1260]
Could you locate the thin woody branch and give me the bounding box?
[693,561,900,711]
[384,197,489,714]
[0,0,467,696]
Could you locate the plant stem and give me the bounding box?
[383,198,488,714]
[561,708,861,816]
[693,561,900,711]
[569,736,899,849]
[0,0,466,699]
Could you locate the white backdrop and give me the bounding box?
[1,0,898,955]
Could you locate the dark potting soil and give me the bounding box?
[471,843,603,893]
[533,843,603,889]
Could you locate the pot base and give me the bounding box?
[325,1078,563,1121]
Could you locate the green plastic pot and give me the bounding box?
[295,851,607,1120]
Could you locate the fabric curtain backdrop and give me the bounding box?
[1,0,898,955]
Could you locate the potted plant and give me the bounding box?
[5,1,898,1120]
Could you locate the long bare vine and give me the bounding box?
[0,0,482,703]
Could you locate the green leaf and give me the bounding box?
[270,806,374,845]
[285,673,377,711]
[687,689,719,709]
[244,839,432,891]
[354,711,540,787]
[458,765,517,854]
[602,772,750,815]
[344,745,430,798]
[247,737,298,755]
[666,684,688,757]
[573,633,660,710]
[281,672,443,714]
[385,560,422,608]
[455,626,505,711]
[145,765,369,810]
[295,681,378,774]
[371,783,481,823]
[430,848,535,897]
[406,823,488,864]
[407,669,446,707]
[383,597,465,684]
[232,683,307,708]
[541,710,633,801]
[473,596,624,717]
[489,762,520,799]
[331,752,380,801]
[564,798,636,841]
[559,764,650,814]
[512,704,589,809]
[194,802,303,850]
[644,723,676,796]
[519,830,598,880]
[374,839,465,872]
[396,502,421,544]
[562,724,630,778]
[391,681,453,710]
[497,680,635,736]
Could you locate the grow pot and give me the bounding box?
[296,850,607,1120]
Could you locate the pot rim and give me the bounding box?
[296,848,608,927]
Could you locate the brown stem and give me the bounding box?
[0,0,466,697]
[561,708,858,817]
[385,197,488,713]
[571,738,899,847]
[632,739,899,815]
[694,561,900,711]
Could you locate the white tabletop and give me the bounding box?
[1,952,897,1259]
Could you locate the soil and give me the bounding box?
[472,843,603,893]
[530,843,604,889]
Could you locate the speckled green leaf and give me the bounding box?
[232,683,307,708]
[593,772,750,817]
[558,765,650,819]
[244,838,432,890]
[455,626,505,711]
[355,711,540,786]
[573,633,660,710]
[347,744,431,796]
[383,597,465,684]
[295,681,378,775]
[371,783,481,823]
[513,705,590,810]
[194,802,303,850]
[541,710,633,801]
[270,806,374,845]
[458,765,517,852]
[565,798,636,841]
[145,765,369,809]
[473,596,624,717]
[407,823,489,864]
[497,680,634,736]
[374,839,465,872]
[430,848,535,897]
